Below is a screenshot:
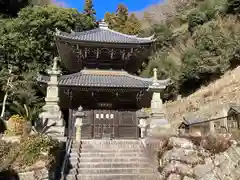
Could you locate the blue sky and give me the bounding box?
[63,0,161,19]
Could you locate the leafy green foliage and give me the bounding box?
[0,5,95,72]
[0,0,54,18]
[84,0,96,22]
[104,12,116,29]
[0,140,19,172]
[188,10,208,32]
[33,118,57,135]
[113,4,129,32]
[5,114,26,136]
[0,5,95,116]
[123,13,141,35]
[141,0,240,99]
[17,135,59,167]
[0,67,44,118]
[0,135,59,170]
[104,4,140,35]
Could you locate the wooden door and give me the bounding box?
[117,111,138,139]
[81,109,139,139]
[94,110,115,139]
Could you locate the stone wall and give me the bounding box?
[145,136,240,180]
[17,167,49,180]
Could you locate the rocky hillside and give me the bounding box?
[144,135,240,180]
[164,66,240,128]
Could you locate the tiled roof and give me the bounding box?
[55,26,155,44]
[183,112,209,125]
[229,105,240,113]
[182,103,240,126]
[38,69,168,89]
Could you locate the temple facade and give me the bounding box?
[38,21,170,140]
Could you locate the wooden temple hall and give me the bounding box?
[38,21,169,139]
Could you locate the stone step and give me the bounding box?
[70,152,147,158]
[70,157,148,163]
[80,144,142,149]
[69,162,152,170]
[69,168,154,174]
[72,162,152,169]
[81,140,141,145]
[66,173,158,180]
[78,148,145,153]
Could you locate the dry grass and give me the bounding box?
[164,66,240,128]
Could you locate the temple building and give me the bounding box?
[38,21,170,140]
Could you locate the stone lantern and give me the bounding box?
[74,106,86,143]
[137,108,149,138]
[148,68,171,135]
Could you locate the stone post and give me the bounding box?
[75,118,83,143]
[40,57,65,140]
[137,109,149,138]
[148,68,171,136]
[222,107,229,132]
[74,106,86,143]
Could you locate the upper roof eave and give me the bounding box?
[55,28,156,45]
[55,37,154,48]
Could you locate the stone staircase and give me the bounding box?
[65,139,160,180]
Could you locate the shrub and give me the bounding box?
[188,10,208,31]
[0,135,59,171]
[201,134,232,154]
[6,115,26,136]
[0,140,19,172]
[17,135,59,168]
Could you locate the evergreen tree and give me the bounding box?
[84,0,96,21]
[124,13,140,35]
[104,12,115,29]
[0,0,53,17]
[113,3,129,32]
[103,4,140,35]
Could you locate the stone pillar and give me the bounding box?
[148,68,171,136]
[222,107,229,132]
[74,106,86,143]
[209,121,215,133]
[137,109,149,139]
[40,57,65,140]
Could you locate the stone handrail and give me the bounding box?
[60,112,76,180]
[60,138,73,180]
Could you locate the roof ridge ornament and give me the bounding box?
[52,57,59,71]
[70,29,75,35]
[99,19,109,29]
[153,68,158,82]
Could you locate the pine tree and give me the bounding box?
[84,0,96,21]
[124,13,140,35]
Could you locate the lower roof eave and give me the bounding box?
[58,84,149,91]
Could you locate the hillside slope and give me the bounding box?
[135,0,192,27]
[165,66,240,128]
